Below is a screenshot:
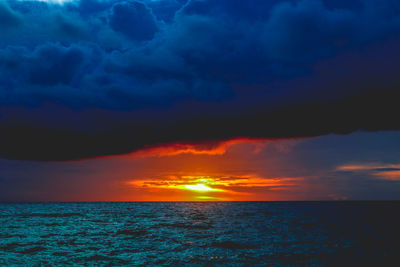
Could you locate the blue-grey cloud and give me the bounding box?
[0,0,399,160]
[0,1,21,28]
[109,1,159,41]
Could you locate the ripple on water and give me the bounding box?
[115,229,147,237]
[211,241,259,250]
[19,246,47,255]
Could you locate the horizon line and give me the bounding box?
[1,200,400,204]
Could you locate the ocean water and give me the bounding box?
[0,202,399,266]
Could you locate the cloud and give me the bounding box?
[0,1,21,28]
[336,163,400,180]
[109,1,159,41]
[29,45,85,86]
[336,163,400,172]
[0,0,400,160]
[126,138,269,158]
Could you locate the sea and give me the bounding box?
[0,201,399,266]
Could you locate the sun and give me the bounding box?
[128,175,229,197]
[182,184,221,192]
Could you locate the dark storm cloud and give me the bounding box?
[0,0,400,160]
[109,1,159,41]
[0,1,21,28]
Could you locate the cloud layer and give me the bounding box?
[0,0,400,160]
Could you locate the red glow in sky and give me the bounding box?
[2,132,400,202]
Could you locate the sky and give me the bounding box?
[0,0,400,201]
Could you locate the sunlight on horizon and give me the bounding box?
[182,184,221,192]
[126,174,304,201]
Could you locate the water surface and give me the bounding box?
[1,202,399,266]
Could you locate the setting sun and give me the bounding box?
[126,174,304,201]
[182,184,220,192]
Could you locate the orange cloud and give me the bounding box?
[374,171,400,181]
[336,163,400,171]
[336,163,400,181]
[127,138,269,158]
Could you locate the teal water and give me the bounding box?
[0,202,399,266]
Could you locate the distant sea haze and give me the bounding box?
[1,202,399,265]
